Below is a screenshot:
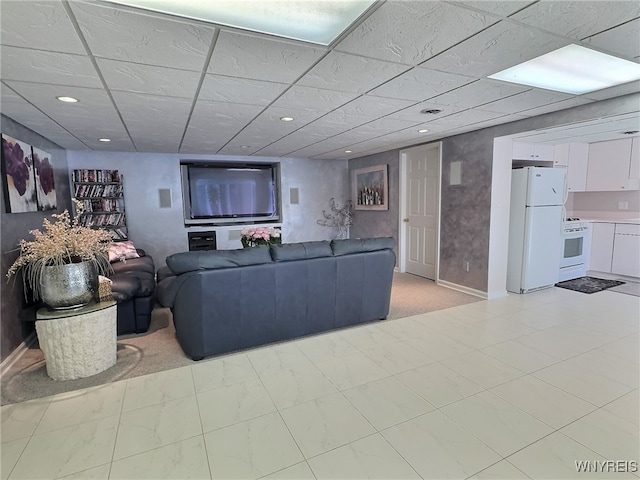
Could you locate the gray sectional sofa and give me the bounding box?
[157,237,396,360]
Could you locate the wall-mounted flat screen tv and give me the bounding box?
[180,161,281,226]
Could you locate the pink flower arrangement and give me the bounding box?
[241,226,282,248]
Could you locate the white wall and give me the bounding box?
[66,151,348,266]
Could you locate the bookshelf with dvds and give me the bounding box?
[72,169,128,240]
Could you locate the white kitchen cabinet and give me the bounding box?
[553,144,569,166]
[611,223,640,278]
[513,142,555,161]
[586,138,639,191]
[589,222,615,273]
[630,136,640,179]
[566,143,589,192]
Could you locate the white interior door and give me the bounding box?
[402,144,440,279]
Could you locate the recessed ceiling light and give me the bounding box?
[241,145,251,149]
[98,138,111,142]
[489,44,640,95]
[418,129,429,133]
[420,109,442,115]
[344,150,352,153]
[101,0,377,46]
[280,116,294,122]
[57,96,78,103]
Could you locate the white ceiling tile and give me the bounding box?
[0,88,88,149]
[518,97,594,117]
[297,52,410,94]
[426,108,509,128]
[290,140,347,158]
[112,92,192,123]
[335,1,499,65]
[6,81,115,118]
[256,129,329,157]
[97,59,200,97]
[479,89,576,114]
[421,21,569,77]
[72,133,135,152]
[335,95,414,117]
[0,1,86,54]
[182,101,264,153]
[70,1,215,71]
[510,1,640,41]
[0,46,102,88]
[428,79,530,109]
[386,101,465,122]
[369,67,476,101]
[303,112,376,136]
[451,1,537,17]
[270,86,358,113]
[583,18,640,60]
[582,81,640,102]
[209,31,326,83]
[199,75,288,105]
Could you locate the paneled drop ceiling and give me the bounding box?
[1,0,639,159]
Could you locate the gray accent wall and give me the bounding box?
[1,115,71,363]
[439,132,493,291]
[66,151,349,267]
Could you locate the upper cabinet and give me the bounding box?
[512,142,555,161]
[586,138,640,191]
[554,143,589,192]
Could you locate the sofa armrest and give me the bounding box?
[156,273,193,308]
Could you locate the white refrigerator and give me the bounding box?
[507,167,565,294]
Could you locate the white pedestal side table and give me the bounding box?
[36,300,117,381]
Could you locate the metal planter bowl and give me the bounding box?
[40,261,98,310]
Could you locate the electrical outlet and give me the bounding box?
[618,201,629,210]
[463,260,470,272]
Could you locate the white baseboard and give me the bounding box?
[0,332,37,376]
[587,270,640,283]
[437,279,488,299]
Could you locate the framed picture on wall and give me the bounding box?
[352,164,388,211]
[32,146,57,211]
[1,133,38,213]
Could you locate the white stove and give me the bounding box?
[559,218,591,282]
[563,218,590,233]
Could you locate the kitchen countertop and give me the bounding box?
[567,211,640,225]
[583,218,640,225]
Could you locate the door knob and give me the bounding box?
[403,218,409,222]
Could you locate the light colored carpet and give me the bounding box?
[1,272,481,405]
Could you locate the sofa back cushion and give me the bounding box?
[331,237,395,256]
[166,245,272,275]
[270,241,332,262]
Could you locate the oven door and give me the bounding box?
[560,229,587,268]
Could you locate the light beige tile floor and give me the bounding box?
[2,287,638,479]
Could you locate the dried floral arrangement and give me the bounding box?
[317,198,353,239]
[7,199,114,301]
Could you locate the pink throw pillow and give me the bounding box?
[108,240,140,263]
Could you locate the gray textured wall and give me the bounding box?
[67,151,348,267]
[439,132,492,291]
[348,150,400,257]
[1,115,71,363]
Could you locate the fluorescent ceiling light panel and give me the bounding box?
[489,44,640,95]
[101,0,377,45]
